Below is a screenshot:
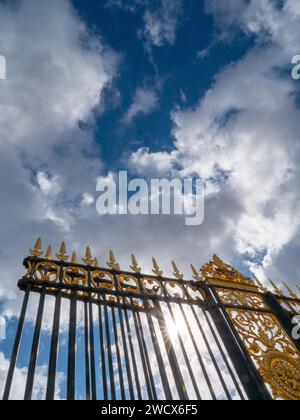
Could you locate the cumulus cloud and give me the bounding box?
[0,0,118,317]
[129,0,300,283]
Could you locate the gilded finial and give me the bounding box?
[191,264,202,282]
[268,278,283,296]
[82,246,96,266]
[283,282,297,299]
[130,254,141,273]
[172,261,183,280]
[152,258,163,277]
[71,252,77,264]
[107,250,120,271]
[56,242,69,262]
[30,238,43,258]
[45,246,53,260]
[254,276,268,293]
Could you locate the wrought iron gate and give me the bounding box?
[2,239,300,400]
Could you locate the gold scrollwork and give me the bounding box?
[164,281,186,300]
[117,274,141,294]
[92,270,115,291]
[34,262,60,283]
[141,278,163,297]
[216,289,268,310]
[227,309,300,400]
[64,266,88,287]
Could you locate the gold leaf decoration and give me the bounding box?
[152,258,163,277]
[172,261,183,280]
[56,242,69,262]
[30,238,43,258]
[130,254,141,273]
[107,250,120,271]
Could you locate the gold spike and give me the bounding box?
[45,246,53,260]
[130,254,141,273]
[82,246,96,266]
[172,261,183,280]
[283,282,297,299]
[191,264,202,282]
[56,242,69,262]
[254,276,268,293]
[296,285,300,296]
[269,278,283,296]
[107,250,120,271]
[30,237,43,258]
[71,252,77,264]
[152,258,163,277]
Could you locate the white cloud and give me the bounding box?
[141,0,184,47]
[122,86,159,124]
[129,0,300,279]
[0,0,118,317]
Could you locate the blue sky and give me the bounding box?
[1,0,300,399]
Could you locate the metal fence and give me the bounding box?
[2,239,300,400]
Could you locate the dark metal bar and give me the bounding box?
[123,299,142,400]
[24,288,46,400]
[131,303,153,400]
[117,302,135,400]
[111,306,126,400]
[67,291,77,401]
[144,301,173,400]
[84,302,91,401]
[98,303,108,400]
[188,304,227,400]
[202,309,245,400]
[154,301,189,400]
[46,292,62,400]
[165,301,201,400]
[2,285,31,400]
[205,283,271,400]
[88,300,97,400]
[103,295,116,400]
[136,311,158,400]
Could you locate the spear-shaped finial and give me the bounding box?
[254,276,268,293]
[283,282,298,299]
[30,237,43,257]
[82,246,96,266]
[45,246,53,260]
[107,250,120,271]
[56,242,69,262]
[71,252,77,264]
[152,258,163,277]
[191,264,202,282]
[130,254,141,273]
[172,261,183,280]
[269,278,283,296]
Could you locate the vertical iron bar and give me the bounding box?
[111,305,126,400]
[136,310,158,400]
[46,291,62,400]
[2,284,30,400]
[264,292,300,353]
[131,303,153,400]
[123,298,142,400]
[117,302,135,400]
[103,295,116,400]
[98,303,108,400]
[67,290,77,401]
[164,300,201,400]
[84,302,91,401]
[24,287,46,400]
[154,300,189,400]
[88,299,97,400]
[203,309,245,400]
[144,301,173,400]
